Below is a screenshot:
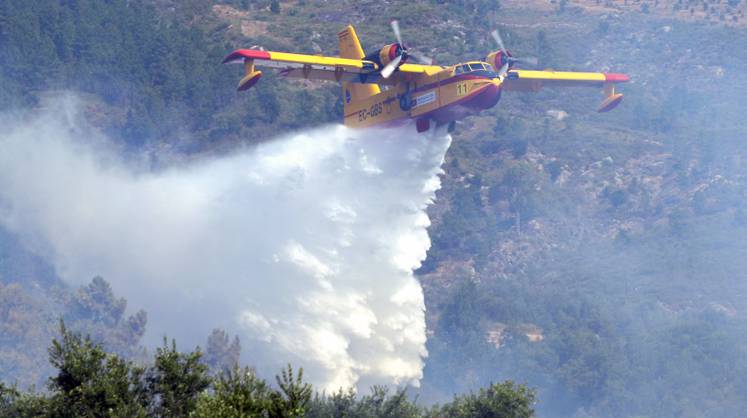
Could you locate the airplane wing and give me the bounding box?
[503,70,630,112]
[223,49,441,88]
[386,63,444,84]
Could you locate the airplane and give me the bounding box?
[223,22,629,133]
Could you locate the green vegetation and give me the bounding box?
[417,14,747,414]
[0,324,535,417]
[0,274,147,390]
[0,0,339,146]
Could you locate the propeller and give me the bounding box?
[410,50,434,66]
[381,20,434,78]
[497,62,510,80]
[381,55,403,79]
[490,29,539,76]
[515,56,539,66]
[491,29,507,56]
[392,19,403,45]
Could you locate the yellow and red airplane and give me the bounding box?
[223,22,629,133]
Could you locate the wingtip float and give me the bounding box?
[223,22,630,133]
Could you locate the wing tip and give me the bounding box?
[604,73,630,83]
[222,49,272,64]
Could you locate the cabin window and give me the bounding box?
[469,63,486,71]
[455,66,464,75]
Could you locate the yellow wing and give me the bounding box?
[223,49,441,88]
[503,69,630,112]
[386,63,444,84]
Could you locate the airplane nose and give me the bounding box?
[470,80,502,110]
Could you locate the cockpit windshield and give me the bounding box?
[455,62,494,76]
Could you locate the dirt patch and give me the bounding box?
[212,4,249,20]
[501,0,555,12]
[517,323,545,342]
[212,5,269,38]
[240,20,269,38]
[486,323,508,348]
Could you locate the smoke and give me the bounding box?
[0,96,451,391]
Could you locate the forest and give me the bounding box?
[2,0,747,417]
[0,322,534,417]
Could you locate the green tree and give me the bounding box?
[270,365,312,418]
[306,388,357,417]
[147,339,211,417]
[193,366,272,417]
[432,381,536,418]
[205,329,241,375]
[64,276,148,360]
[308,386,421,418]
[355,386,420,418]
[46,321,148,417]
[0,382,48,417]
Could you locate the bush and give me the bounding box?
[0,326,537,417]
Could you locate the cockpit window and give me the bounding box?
[456,63,494,75]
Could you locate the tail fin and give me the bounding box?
[338,25,379,110]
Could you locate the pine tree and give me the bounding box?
[147,338,210,416]
[205,329,242,374]
[271,365,312,418]
[193,367,272,417]
[47,321,149,417]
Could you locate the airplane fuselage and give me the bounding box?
[343,61,502,132]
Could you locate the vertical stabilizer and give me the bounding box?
[338,25,380,111]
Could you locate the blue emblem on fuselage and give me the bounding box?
[345,89,351,104]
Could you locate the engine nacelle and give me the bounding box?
[485,50,513,72]
[364,43,406,68]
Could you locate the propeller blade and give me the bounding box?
[515,56,539,66]
[381,54,403,78]
[410,50,434,65]
[491,29,507,55]
[391,20,403,46]
[498,62,509,80]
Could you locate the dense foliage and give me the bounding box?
[0,0,339,147]
[0,325,535,417]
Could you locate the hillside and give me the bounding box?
[2,1,747,417]
[504,0,747,26]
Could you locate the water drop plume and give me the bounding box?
[0,95,451,390]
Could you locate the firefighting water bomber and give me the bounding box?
[223,22,630,133]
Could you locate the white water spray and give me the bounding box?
[0,96,451,390]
